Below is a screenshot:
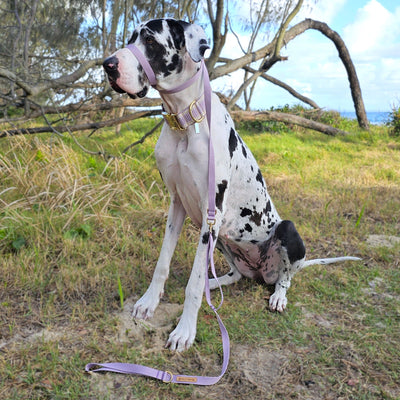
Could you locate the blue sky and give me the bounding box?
[216,0,400,112]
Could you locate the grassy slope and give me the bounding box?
[0,118,399,399]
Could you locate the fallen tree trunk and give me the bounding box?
[231,110,349,136]
[0,109,161,138]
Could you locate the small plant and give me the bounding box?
[63,224,93,240]
[386,104,400,137]
[117,275,124,310]
[355,203,366,228]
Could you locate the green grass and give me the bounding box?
[0,117,399,399]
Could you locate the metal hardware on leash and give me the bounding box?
[207,218,216,231]
[162,371,174,383]
[207,208,216,232]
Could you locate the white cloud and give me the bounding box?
[380,58,400,89]
[297,0,347,24]
[343,0,400,58]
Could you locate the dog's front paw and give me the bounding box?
[165,319,196,352]
[269,290,287,313]
[132,291,160,320]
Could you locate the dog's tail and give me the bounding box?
[300,256,361,269]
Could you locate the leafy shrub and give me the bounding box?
[386,105,400,137]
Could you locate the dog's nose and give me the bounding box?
[103,56,119,74]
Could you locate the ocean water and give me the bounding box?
[339,111,391,125]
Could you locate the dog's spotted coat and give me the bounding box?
[103,18,359,352]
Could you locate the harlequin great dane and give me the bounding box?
[103,18,360,352]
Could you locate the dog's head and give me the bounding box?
[103,19,209,98]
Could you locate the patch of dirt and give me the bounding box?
[233,344,289,391]
[361,277,398,302]
[0,323,65,351]
[116,299,183,347]
[301,309,333,329]
[366,234,400,248]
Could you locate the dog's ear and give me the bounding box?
[177,20,210,62]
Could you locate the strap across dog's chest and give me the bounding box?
[85,45,229,385]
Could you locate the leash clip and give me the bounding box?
[207,209,216,232]
[207,219,215,232]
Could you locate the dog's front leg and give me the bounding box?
[166,222,219,352]
[133,196,186,320]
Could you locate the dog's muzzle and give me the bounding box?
[103,55,148,98]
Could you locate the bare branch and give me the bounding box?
[0,110,161,138]
[0,97,162,123]
[0,59,103,97]
[239,63,320,109]
[305,19,369,130]
[122,119,163,153]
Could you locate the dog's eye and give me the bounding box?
[146,37,154,45]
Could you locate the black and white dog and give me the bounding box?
[103,19,359,352]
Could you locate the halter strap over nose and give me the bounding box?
[125,44,157,86]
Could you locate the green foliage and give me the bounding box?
[386,104,400,137]
[63,224,93,240]
[236,104,361,134]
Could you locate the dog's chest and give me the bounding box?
[155,130,209,226]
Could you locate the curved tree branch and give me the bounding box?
[206,0,228,71]
[305,19,369,130]
[212,18,368,129]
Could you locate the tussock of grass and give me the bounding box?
[0,119,399,399]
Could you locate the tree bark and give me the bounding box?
[231,110,349,136]
[206,0,227,71]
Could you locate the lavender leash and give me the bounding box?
[86,48,229,386]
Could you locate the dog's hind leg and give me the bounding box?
[268,220,306,313]
[208,239,242,290]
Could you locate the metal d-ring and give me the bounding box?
[189,100,205,123]
[163,370,174,383]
